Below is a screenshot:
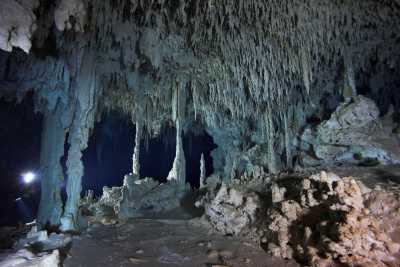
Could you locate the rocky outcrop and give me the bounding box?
[119,177,190,219]
[263,171,400,267]
[1,0,400,236]
[0,249,59,267]
[0,0,38,53]
[54,0,86,32]
[81,176,191,223]
[300,96,400,167]
[196,183,262,237]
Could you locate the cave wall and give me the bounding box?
[1,0,400,186]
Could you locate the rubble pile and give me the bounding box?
[263,171,400,267]
[196,183,263,237]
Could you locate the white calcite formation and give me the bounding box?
[119,178,190,219]
[54,0,87,32]
[300,96,400,167]
[0,0,38,53]
[263,172,400,267]
[1,0,399,232]
[82,178,191,223]
[0,249,59,267]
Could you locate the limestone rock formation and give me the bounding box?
[0,0,38,53]
[263,171,400,267]
[1,0,400,239]
[54,0,87,32]
[119,178,190,219]
[197,183,262,237]
[16,226,72,253]
[300,96,400,167]
[81,177,191,224]
[0,249,59,267]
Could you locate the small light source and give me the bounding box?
[22,172,36,184]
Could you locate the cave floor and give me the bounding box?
[64,219,299,267]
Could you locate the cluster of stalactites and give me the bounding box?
[51,0,399,176]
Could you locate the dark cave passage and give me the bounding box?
[183,131,217,188]
[140,126,175,184]
[81,114,218,196]
[82,112,135,196]
[0,94,42,226]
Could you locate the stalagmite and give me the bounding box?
[132,121,141,177]
[200,153,206,188]
[167,118,186,184]
[167,83,186,185]
[60,122,89,231]
[123,120,141,188]
[37,105,67,228]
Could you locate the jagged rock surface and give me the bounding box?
[81,177,191,223]
[196,183,262,237]
[1,0,400,233]
[0,249,59,267]
[54,0,86,32]
[0,0,38,53]
[119,178,190,219]
[300,96,400,167]
[263,172,400,267]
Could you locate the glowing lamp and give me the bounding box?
[22,172,36,184]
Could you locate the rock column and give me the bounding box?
[37,105,66,228]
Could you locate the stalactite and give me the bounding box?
[2,0,399,182]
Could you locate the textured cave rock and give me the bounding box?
[196,183,263,237]
[300,95,400,167]
[119,178,190,219]
[0,0,400,238]
[54,0,86,32]
[0,249,60,267]
[0,0,38,53]
[37,104,68,228]
[263,172,400,267]
[81,177,191,223]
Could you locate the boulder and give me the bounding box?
[0,249,59,267]
[119,178,190,219]
[197,183,262,236]
[300,96,400,166]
